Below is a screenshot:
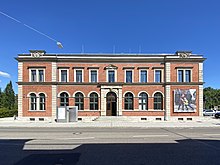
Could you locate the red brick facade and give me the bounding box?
[17,50,205,121]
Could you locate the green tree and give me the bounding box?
[0,88,2,108]
[3,81,15,110]
[204,87,220,109]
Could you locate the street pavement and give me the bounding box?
[0,127,219,165]
[0,116,219,128]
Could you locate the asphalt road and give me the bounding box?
[0,127,219,165]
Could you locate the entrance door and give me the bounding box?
[106,92,117,116]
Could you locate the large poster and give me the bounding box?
[174,89,196,112]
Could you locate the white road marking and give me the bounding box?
[54,137,95,140]
[133,135,169,138]
[203,134,220,136]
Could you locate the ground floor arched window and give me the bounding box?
[90,92,98,110]
[124,92,134,110]
[154,92,163,110]
[75,92,84,110]
[60,92,69,107]
[139,92,148,110]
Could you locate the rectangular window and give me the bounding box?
[185,70,191,82]
[38,70,44,82]
[31,70,37,82]
[178,70,184,82]
[126,71,132,83]
[108,70,115,82]
[155,70,162,83]
[90,70,97,83]
[61,70,67,82]
[140,70,147,83]
[177,69,191,82]
[76,70,82,82]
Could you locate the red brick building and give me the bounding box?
[16,50,205,122]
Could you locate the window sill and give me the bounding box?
[28,110,46,112]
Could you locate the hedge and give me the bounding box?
[0,108,18,118]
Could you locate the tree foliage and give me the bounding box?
[0,81,17,110]
[203,87,220,109]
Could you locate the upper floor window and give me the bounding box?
[74,69,84,83]
[125,70,133,83]
[90,70,98,83]
[60,69,68,82]
[140,70,147,83]
[30,69,45,82]
[155,70,162,83]
[177,69,191,82]
[108,70,115,83]
[31,70,37,82]
[39,70,44,82]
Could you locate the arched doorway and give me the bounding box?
[106,92,117,116]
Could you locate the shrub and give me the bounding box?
[0,108,18,118]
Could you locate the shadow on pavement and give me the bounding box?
[0,139,219,165]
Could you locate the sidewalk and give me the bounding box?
[0,117,219,128]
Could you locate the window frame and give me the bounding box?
[29,93,37,111]
[29,68,45,82]
[124,92,134,110]
[153,92,163,110]
[59,69,69,82]
[154,69,163,83]
[89,92,99,110]
[139,92,148,110]
[107,69,117,83]
[177,69,192,82]
[60,92,69,107]
[139,69,148,83]
[39,93,46,111]
[74,69,84,83]
[124,69,134,83]
[89,69,98,83]
[75,92,84,110]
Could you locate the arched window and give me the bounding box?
[30,93,37,110]
[90,92,98,110]
[75,92,84,110]
[60,92,69,107]
[39,93,46,110]
[139,92,148,110]
[124,92,133,110]
[154,92,163,110]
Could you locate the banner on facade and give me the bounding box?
[174,89,196,112]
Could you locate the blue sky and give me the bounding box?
[0,0,219,93]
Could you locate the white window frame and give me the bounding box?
[74,69,84,82]
[28,92,47,111]
[106,69,117,82]
[59,69,69,82]
[154,69,163,83]
[29,68,45,82]
[124,69,134,83]
[89,69,99,83]
[177,69,192,82]
[139,69,148,83]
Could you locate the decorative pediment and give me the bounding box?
[104,64,118,70]
[30,50,46,58]
[176,51,192,58]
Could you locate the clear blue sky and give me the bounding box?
[0,0,219,93]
